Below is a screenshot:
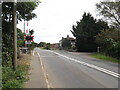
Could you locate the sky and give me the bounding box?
[17,0,101,44]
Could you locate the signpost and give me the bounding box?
[24,31,34,54]
[24,35,34,43]
[23,19,34,54]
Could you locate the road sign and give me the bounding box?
[24,35,34,42]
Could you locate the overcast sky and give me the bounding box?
[17,0,101,44]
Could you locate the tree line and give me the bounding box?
[71,1,120,59]
[2,2,39,88]
[2,2,39,66]
[38,42,51,49]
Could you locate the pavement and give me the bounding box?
[24,51,47,88]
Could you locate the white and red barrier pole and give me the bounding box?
[24,21,29,47]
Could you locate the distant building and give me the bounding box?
[51,43,59,49]
[59,35,76,49]
[59,39,63,49]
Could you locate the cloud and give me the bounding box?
[17,0,99,44]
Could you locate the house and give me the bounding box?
[59,35,76,49]
[50,43,59,49]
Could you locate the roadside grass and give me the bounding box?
[91,53,120,64]
[2,54,31,89]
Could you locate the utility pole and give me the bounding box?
[24,19,25,33]
[13,1,17,70]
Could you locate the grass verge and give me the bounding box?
[91,53,120,64]
[2,54,31,89]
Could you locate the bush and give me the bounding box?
[95,29,120,59]
[2,80,22,88]
[104,40,120,59]
[2,62,29,88]
[44,43,51,50]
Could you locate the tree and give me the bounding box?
[96,1,120,29]
[38,42,46,47]
[45,43,51,49]
[71,13,109,52]
[17,28,25,47]
[30,42,38,50]
[2,2,39,23]
[2,2,39,66]
[29,29,34,35]
[95,28,120,59]
[96,19,109,32]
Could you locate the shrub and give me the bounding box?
[2,62,29,88]
[95,29,120,59]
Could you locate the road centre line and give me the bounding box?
[49,51,120,79]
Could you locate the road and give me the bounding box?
[34,48,119,88]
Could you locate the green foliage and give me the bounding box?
[2,80,22,88]
[30,42,38,50]
[44,43,51,49]
[96,1,120,29]
[17,2,39,21]
[71,12,109,52]
[29,29,34,35]
[95,1,120,59]
[17,28,25,47]
[91,54,120,63]
[2,2,39,66]
[2,2,39,88]
[2,2,39,22]
[95,29,120,59]
[2,48,13,66]
[2,21,13,66]
[17,40,24,47]
[2,63,29,88]
[38,42,51,50]
[38,42,46,47]
[17,28,25,40]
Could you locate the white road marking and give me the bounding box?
[37,52,53,89]
[32,51,34,56]
[49,51,120,79]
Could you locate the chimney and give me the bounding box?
[67,35,69,39]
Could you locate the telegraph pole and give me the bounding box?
[24,19,25,33]
[13,1,17,70]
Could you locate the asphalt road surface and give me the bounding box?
[34,48,119,88]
